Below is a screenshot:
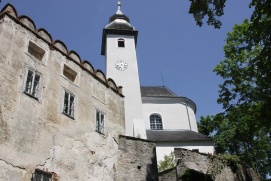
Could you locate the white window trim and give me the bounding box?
[22,65,43,101]
[150,114,163,130]
[61,88,76,120]
[95,109,106,134]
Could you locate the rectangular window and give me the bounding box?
[28,41,45,61]
[96,110,105,134]
[63,64,77,83]
[118,38,125,47]
[33,169,52,181]
[63,90,75,119]
[24,68,41,100]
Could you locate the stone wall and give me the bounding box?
[174,148,260,181]
[117,135,158,181]
[0,7,125,181]
[158,167,176,181]
[158,148,260,181]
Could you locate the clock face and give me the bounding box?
[115,60,128,71]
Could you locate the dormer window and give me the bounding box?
[118,38,125,48]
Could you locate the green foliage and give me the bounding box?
[193,1,271,179]
[189,0,226,28]
[198,17,271,180]
[207,154,240,179]
[188,0,271,38]
[157,151,175,173]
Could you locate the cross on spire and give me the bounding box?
[116,1,123,15]
[118,1,121,10]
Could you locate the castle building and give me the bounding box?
[0,2,213,180]
[0,3,159,181]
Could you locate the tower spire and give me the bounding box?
[116,1,123,15]
[118,1,121,10]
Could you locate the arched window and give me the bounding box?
[150,114,163,130]
[118,38,125,47]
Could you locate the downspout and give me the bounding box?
[185,98,192,130]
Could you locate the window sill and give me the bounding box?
[95,130,105,136]
[60,75,80,88]
[24,92,39,101]
[62,112,75,120]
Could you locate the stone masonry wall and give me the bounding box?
[158,167,176,181]
[0,9,125,181]
[174,148,260,181]
[117,135,158,181]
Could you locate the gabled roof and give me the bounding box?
[146,130,213,142]
[140,86,178,97]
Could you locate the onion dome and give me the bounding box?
[105,1,135,30]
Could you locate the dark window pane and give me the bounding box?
[118,39,125,47]
[150,114,163,130]
[25,70,34,94]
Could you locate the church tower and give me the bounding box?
[101,2,146,138]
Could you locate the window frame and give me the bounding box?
[33,169,52,181]
[95,109,105,134]
[61,63,80,87]
[25,41,49,66]
[23,66,43,101]
[27,41,46,61]
[62,89,75,119]
[150,114,163,130]
[117,38,125,48]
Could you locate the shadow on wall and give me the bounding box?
[146,146,159,181]
[179,169,212,181]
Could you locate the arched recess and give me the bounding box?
[149,114,163,130]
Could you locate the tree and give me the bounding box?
[191,1,271,179]
[198,19,271,180]
[157,151,176,173]
[188,1,271,78]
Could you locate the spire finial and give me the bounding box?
[118,1,121,10]
[116,1,123,15]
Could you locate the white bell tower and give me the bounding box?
[101,2,146,138]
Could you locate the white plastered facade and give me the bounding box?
[105,34,146,138]
[142,101,198,132]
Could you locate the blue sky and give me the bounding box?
[0,1,253,121]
